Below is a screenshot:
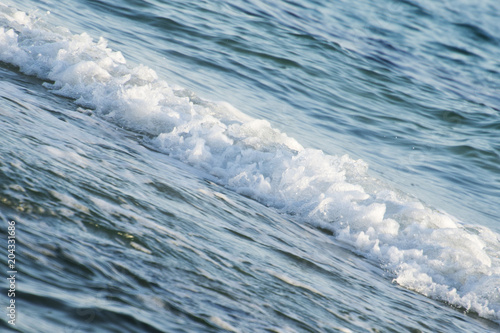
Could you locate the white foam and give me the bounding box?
[2,6,499,322]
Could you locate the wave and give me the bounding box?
[1,5,499,322]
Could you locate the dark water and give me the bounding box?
[1,0,499,332]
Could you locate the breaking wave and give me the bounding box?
[1,5,499,322]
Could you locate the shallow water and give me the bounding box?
[0,0,499,332]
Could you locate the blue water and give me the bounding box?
[0,0,499,332]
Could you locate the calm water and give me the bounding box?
[0,0,499,332]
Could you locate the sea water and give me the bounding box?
[0,0,499,332]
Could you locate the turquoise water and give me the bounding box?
[0,0,499,332]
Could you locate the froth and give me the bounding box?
[1,6,499,322]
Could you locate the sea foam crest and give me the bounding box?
[1,6,499,322]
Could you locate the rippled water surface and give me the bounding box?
[1,0,499,332]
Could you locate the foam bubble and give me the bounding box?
[1,6,499,322]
